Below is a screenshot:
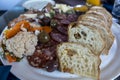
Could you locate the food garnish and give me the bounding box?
[5,20,30,39]
[5,52,17,63]
[74,5,88,12]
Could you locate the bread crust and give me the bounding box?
[68,22,105,56]
[57,42,101,80]
[78,17,113,55]
[90,6,112,28]
[76,6,114,55]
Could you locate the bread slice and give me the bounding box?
[78,14,114,54]
[57,43,101,80]
[89,6,112,28]
[88,6,114,40]
[78,12,113,39]
[78,13,109,32]
[80,12,113,40]
[68,22,105,55]
[77,6,114,54]
[87,11,110,29]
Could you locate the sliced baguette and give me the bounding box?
[87,6,114,40]
[81,13,114,39]
[57,43,101,80]
[78,13,109,33]
[89,6,112,28]
[86,10,114,40]
[77,6,114,54]
[78,12,114,39]
[68,22,105,55]
[78,15,114,54]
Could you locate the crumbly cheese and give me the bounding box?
[5,31,38,58]
[30,22,41,27]
[45,13,51,17]
[23,14,37,19]
[54,4,72,13]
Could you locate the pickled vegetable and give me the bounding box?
[86,0,101,6]
[29,26,52,33]
[5,20,30,39]
[5,52,16,63]
[74,5,88,12]
[38,31,50,43]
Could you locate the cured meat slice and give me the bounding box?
[37,40,58,48]
[27,51,52,68]
[60,19,71,25]
[56,26,68,35]
[50,32,68,42]
[54,14,66,20]
[41,46,57,57]
[27,46,58,72]
[67,14,78,22]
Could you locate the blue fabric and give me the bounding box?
[0,66,11,80]
[103,3,113,13]
[0,66,19,80]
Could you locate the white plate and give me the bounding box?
[0,22,120,80]
[22,0,55,11]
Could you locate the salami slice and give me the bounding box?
[54,14,66,20]
[41,46,56,57]
[27,50,53,68]
[67,14,78,22]
[50,32,68,42]
[38,40,58,48]
[56,26,68,35]
[60,19,71,25]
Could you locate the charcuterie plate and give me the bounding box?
[0,22,120,80]
[0,0,120,80]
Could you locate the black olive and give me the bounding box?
[42,17,51,26]
[45,60,58,72]
[38,31,50,43]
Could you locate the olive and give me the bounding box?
[45,60,58,72]
[38,31,50,43]
[42,17,51,26]
[50,19,58,28]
